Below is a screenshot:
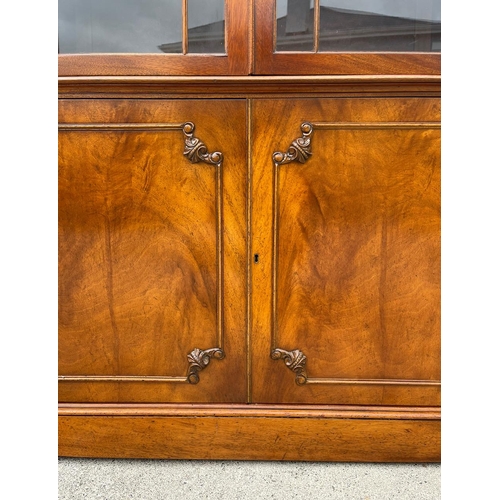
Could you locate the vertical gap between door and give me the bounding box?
[246,98,253,403]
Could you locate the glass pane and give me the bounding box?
[276,0,315,52]
[319,0,441,52]
[188,0,225,54]
[58,0,182,54]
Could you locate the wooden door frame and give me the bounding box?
[58,98,249,404]
[254,0,440,75]
[58,0,251,76]
[250,96,441,406]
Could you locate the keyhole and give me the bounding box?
[254,254,259,264]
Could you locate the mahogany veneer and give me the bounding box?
[59,0,440,462]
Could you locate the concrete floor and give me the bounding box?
[59,458,440,499]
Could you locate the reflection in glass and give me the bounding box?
[276,0,315,52]
[275,0,441,53]
[188,0,225,53]
[319,0,440,52]
[59,0,182,54]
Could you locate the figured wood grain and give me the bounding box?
[58,99,247,403]
[59,412,440,461]
[58,3,441,461]
[251,97,440,405]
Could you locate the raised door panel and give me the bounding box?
[59,99,247,403]
[251,97,440,405]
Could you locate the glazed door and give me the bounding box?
[251,98,441,405]
[58,99,247,403]
[58,0,249,75]
[254,0,440,75]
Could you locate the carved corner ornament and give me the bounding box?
[187,347,225,384]
[182,122,223,165]
[272,122,313,165]
[271,348,308,385]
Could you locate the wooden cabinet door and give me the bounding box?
[58,99,247,403]
[251,98,441,406]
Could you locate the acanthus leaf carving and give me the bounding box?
[187,347,225,384]
[272,122,313,165]
[271,348,308,385]
[182,122,223,165]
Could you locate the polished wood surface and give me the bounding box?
[58,75,441,99]
[59,91,441,460]
[58,1,441,459]
[251,97,440,405]
[59,403,440,420]
[59,405,440,462]
[59,99,247,403]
